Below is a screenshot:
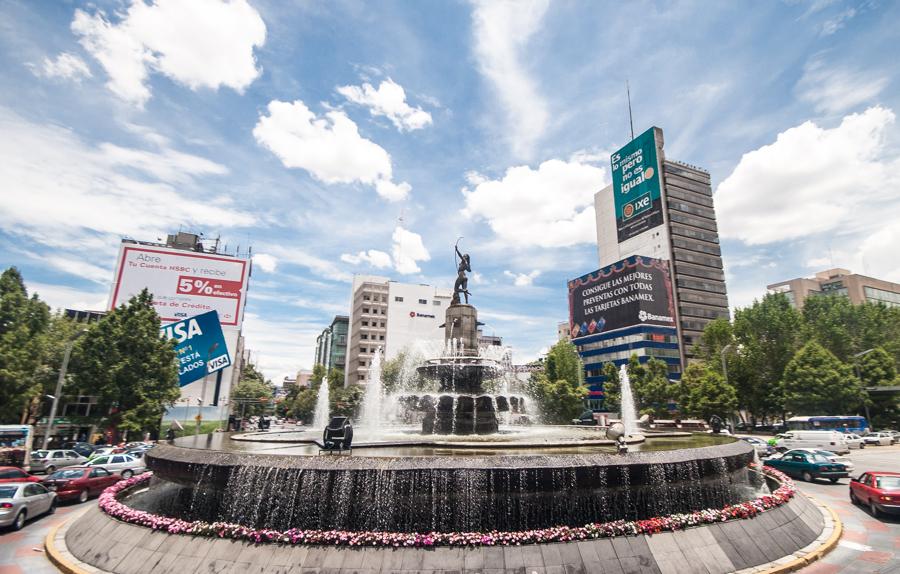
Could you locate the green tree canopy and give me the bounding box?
[231,363,274,417]
[71,289,179,439]
[627,355,674,418]
[677,363,738,421]
[782,341,864,415]
[856,347,900,429]
[0,267,51,422]
[528,340,588,424]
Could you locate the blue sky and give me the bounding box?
[2,0,899,382]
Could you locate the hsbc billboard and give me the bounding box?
[611,127,664,242]
[109,243,249,328]
[568,255,676,339]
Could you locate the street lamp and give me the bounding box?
[195,342,220,436]
[42,329,89,450]
[852,349,875,427]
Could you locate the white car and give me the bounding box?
[29,450,89,474]
[0,482,57,530]
[863,432,893,446]
[843,434,865,450]
[85,454,146,478]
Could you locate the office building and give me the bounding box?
[314,315,349,372]
[768,268,900,309]
[593,127,730,364]
[345,275,452,386]
[557,321,571,342]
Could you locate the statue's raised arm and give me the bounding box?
[453,240,471,304]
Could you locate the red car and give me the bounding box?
[41,466,121,503]
[0,466,41,484]
[850,471,900,517]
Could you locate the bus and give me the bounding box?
[785,416,869,434]
[0,425,34,471]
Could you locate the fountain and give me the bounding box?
[311,376,330,428]
[61,242,826,574]
[619,363,638,436]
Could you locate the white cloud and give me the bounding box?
[252,253,278,273]
[820,8,856,35]
[72,0,266,106]
[471,0,549,158]
[461,158,606,248]
[26,282,109,312]
[796,58,888,115]
[504,269,541,286]
[337,78,433,132]
[391,226,430,275]
[341,250,392,269]
[0,107,253,252]
[30,52,92,81]
[716,106,898,245]
[253,99,411,201]
[241,312,322,383]
[265,245,352,283]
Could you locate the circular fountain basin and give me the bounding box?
[141,430,755,535]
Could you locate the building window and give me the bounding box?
[395,296,404,302]
[361,334,368,340]
[380,321,385,327]
[337,335,346,344]
[363,295,370,301]
[419,299,427,305]
[864,286,900,307]
[379,335,384,340]
[433,300,441,306]
[362,321,368,326]
[362,307,369,314]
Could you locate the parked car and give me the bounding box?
[863,432,893,446]
[769,448,854,472]
[87,447,117,461]
[0,482,57,530]
[84,454,146,478]
[774,430,850,454]
[29,450,89,474]
[739,436,774,456]
[42,467,121,503]
[0,467,42,484]
[763,450,849,483]
[62,442,96,458]
[849,472,900,517]
[843,433,866,450]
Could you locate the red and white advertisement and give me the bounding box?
[109,244,249,327]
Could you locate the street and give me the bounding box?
[0,493,90,574]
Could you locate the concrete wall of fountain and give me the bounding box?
[144,439,755,534]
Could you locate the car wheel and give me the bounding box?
[121,470,133,479]
[829,478,839,484]
[78,489,88,504]
[47,500,57,515]
[45,465,56,474]
[802,471,813,482]
[870,501,881,518]
[12,510,26,531]
[850,490,859,504]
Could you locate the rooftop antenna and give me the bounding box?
[626,80,635,141]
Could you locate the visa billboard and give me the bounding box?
[160,310,232,387]
[611,127,664,242]
[568,256,676,339]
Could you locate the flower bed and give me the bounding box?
[99,465,794,548]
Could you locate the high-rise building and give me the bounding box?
[768,268,900,309]
[344,275,452,386]
[314,315,349,372]
[593,127,730,363]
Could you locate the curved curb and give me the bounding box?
[44,507,104,574]
[742,496,842,574]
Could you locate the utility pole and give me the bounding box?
[195,342,220,436]
[43,330,88,450]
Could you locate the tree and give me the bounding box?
[528,340,588,423]
[20,314,83,425]
[856,347,900,429]
[288,388,317,423]
[600,363,621,412]
[311,363,327,386]
[627,355,674,418]
[327,367,344,390]
[696,317,734,367]
[677,363,738,421]
[732,293,801,422]
[231,364,274,417]
[782,342,864,415]
[71,289,179,440]
[0,268,50,422]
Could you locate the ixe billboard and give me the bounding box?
[568,256,676,339]
[160,310,232,387]
[110,244,248,327]
[611,127,664,242]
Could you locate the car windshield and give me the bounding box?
[0,486,17,498]
[49,469,86,479]
[31,450,48,458]
[876,477,900,490]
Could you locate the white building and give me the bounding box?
[344,275,452,386]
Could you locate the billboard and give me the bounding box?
[568,255,676,339]
[160,311,232,387]
[110,244,248,327]
[611,127,664,242]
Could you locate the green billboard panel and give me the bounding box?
[611,127,664,242]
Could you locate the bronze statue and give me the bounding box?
[453,239,471,305]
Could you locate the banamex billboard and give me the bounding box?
[611,127,664,242]
[110,244,248,327]
[568,256,675,339]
